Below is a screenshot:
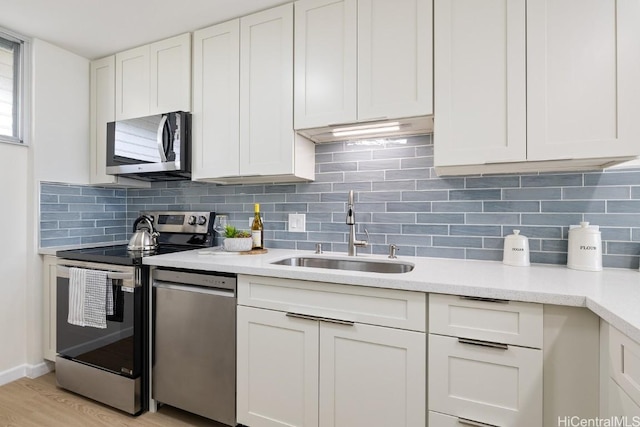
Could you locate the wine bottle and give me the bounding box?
[251,203,264,249]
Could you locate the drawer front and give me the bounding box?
[610,325,640,407]
[237,275,426,332]
[429,293,543,348]
[429,334,543,427]
[429,411,503,427]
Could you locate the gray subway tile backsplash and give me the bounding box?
[39,135,640,268]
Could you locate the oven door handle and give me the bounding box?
[56,265,135,283]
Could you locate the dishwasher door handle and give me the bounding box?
[153,281,236,298]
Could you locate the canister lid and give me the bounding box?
[505,229,528,242]
[569,222,600,235]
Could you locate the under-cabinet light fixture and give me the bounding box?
[331,122,401,138]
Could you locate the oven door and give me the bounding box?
[56,260,142,378]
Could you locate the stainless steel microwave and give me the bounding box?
[106,111,191,181]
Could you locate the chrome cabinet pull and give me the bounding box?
[286,312,354,326]
[460,295,509,304]
[458,417,499,427]
[458,337,508,350]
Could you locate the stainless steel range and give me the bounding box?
[55,211,217,415]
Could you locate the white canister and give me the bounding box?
[567,222,602,272]
[503,230,530,267]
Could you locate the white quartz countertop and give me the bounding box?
[143,248,640,343]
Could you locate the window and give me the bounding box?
[0,31,26,144]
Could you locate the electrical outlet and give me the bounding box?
[288,213,306,232]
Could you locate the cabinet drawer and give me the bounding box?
[429,293,543,348]
[430,411,505,427]
[610,325,640,407]
[429,334,542,427]
[238,275,426,332]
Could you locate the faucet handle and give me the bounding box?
[355,228,369,248]
[388,244,399,259]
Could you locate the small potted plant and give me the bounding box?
[223,225,253,252]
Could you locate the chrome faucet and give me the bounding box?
[346,190,369,256]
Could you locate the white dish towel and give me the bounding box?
[68,267,114,329]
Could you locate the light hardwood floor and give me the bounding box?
[0,373,225,427]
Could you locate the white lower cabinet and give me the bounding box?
[601,323,640,419]
[429,294,544,427]
[237,306,319,427]
[42,255,57,362]
[429,296,600,427]
[607,378,640,419]
[236,275,426,427]
[429,334,542,427]
[319,322,425,427]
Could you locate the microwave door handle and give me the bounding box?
[156,115,168,162]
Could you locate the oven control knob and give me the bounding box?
[197,216,207,226]
[187,215,197,225]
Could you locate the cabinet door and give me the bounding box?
[149,33,192,114]
[240,4,295,176]
[319,322,426,427]
[237,306,319,427]
[42,255,57,362]
[429,334,542,427]
[434,0,526,167]
[358,0,433,121]
[294,0,357,129]
[90,56,117,185]
[192,21,240,180]
[115,45,149,120]
[609,326,640,407]
[90,57,149,187]
[606,377,640,419]
[527,0,640,160]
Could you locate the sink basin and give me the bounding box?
[271,257,414,274]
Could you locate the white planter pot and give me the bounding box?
[223,237,253,252]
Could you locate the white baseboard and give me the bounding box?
[0,365,27,386]
[0,361,55,386]
[26,361,54,379]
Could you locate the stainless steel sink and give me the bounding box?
[271,257,414,274]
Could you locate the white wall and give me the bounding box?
[0,38,90,385]
[0,143,28,381]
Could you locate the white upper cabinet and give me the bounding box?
[149,33,192,115]
[90,56,149,187]
[115,33,191,120]
[434,0,640,175]
[192,20,241,180]
[240,4,296,177]
[434,0,527,167]
[192,4,315,183]
[357,0,433,120]
[527,0,640,161]
[294,0,432,129]
[115,46,149,120]
[90,56,117,184]
[294,0,357,129]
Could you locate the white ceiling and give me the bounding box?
[0,0,288,59]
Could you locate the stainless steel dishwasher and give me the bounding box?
[152,268,237,426]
